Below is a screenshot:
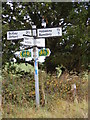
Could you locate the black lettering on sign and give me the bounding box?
[9,32,18,35]
[39,33,52,36]
[25,37,29,40]
[9,32,18,38]
[26,31,30,34]
[39,30,52,33]
[9,36,18,38]
[25,41,32,44]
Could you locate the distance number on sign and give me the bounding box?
[20,50,31,58]
[39,49,50,57]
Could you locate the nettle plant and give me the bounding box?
[55,65,65,78]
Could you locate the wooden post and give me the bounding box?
[41,71,45,106]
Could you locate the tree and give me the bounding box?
[45,2,90,73]
[2,2,90,73]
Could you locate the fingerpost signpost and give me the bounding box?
[7,23,62,107]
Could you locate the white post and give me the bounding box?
[32,25,40,107]
[34,58,39,107]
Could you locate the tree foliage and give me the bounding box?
[2,2,90,73]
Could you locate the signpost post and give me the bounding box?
[34,58,39,107]
[32,25,40,107]
[7,23,62,108]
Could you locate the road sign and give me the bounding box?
[34,38,45,47]
[15,50,46,62]
[7,30,31,40]
[23,37,34,46]
[14,51,33,60]
[20,49,32,58]
[20,36,45,47]
[37,27,62,38]
[38,48,51,57]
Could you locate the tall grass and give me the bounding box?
[2,68,88,118]
[2,99,88,118]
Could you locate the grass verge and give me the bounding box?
[2,99,88,118]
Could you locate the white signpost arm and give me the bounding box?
[32,25,40,107]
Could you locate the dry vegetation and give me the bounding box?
[2,99,88,118]
[1,69,89,118]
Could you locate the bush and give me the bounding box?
[44,72,88,102]
[2,70,88,107]
[2,70,35,106]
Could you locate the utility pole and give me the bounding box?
[32,25,40,107]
